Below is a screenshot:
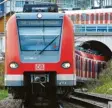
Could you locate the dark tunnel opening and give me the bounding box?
[78,40,112,61]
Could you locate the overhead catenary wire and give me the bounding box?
[0,0,8,5]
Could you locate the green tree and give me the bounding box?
[50,0,56,3]
[77,0,93,9]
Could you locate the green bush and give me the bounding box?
[0,90,8,100]
[99,60,112,84]
[83,79,100,91]
[91,82,112,94]
[90,60,112,94]
[0,63,5,89]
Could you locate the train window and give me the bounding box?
[90,14,94,24]
[73,15,76,23]
[84,59,87,77]
[76,55,78,69]
[81,14,86,24]
[76,55,79,76]
[110,13,112,23]
[100,13,103,23]
[102,62,106,69]
[96,13,99,23]
[86,14,89,21]
[89,60,91,73]
[84,59,87,72]
[77,56,80,76]
[18,19,62,51]
[18,20,62,27]
[105,13,108,23]
[92,61,95,78]
[16,1,25,7]
[94,62,98,78]
[76,14,80,24]
[97,62,101,77]
[71,15,75,23]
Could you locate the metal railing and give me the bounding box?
[74,24,112,33]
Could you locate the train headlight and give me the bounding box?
[10,62,19,69]
[37,13,42,19]
[62,62,71,69]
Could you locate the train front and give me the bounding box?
[5,12,76,102]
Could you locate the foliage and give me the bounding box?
[91,82,112,95]
[84,79,101,91]
[50,0,56,3]
[0,90,8,100]
[77,0,93,9]
[99,60,112,84]
[90,60,112,94]
[0,63,5,89]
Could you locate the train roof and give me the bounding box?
[23,3,58,12]
[65,8,112,14]
[15,13,64,19]
[23,3,58,7]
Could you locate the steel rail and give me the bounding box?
[65,91,112,108]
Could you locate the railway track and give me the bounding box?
[1,92,111,108]
[3,91,111,108]
[19,91,112,108]
[64,91,112,108]
[19,100,80,108]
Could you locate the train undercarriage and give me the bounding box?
[8,72,74,108]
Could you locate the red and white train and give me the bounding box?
[75,48,107,81]
[64,8,112,81]
[5,3,76,108]
[65,8,112,24]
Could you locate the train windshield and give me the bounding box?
[18,19,62,51]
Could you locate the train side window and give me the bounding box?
[71,14,74,23]
[100,13,103,23]
[97,62,102,78]
[105,13,108,23]
[96,13,99,23]
[110,13,112,23]
[102,62,106,69]
[73,14,76,24]
[76,14,80,24]
[76,55,78,69]
[77,56,80,76]
[86,14,89,21]
[89,60,91,73]
[84,59,87,72]
[81,14,85,24]
[90,13,94,24]
[76,56,80,70]
[94,62,98,78]
[92,61,95,78]
[82,59,85,72]
[87,59,90,77]
[83,59,87,77]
